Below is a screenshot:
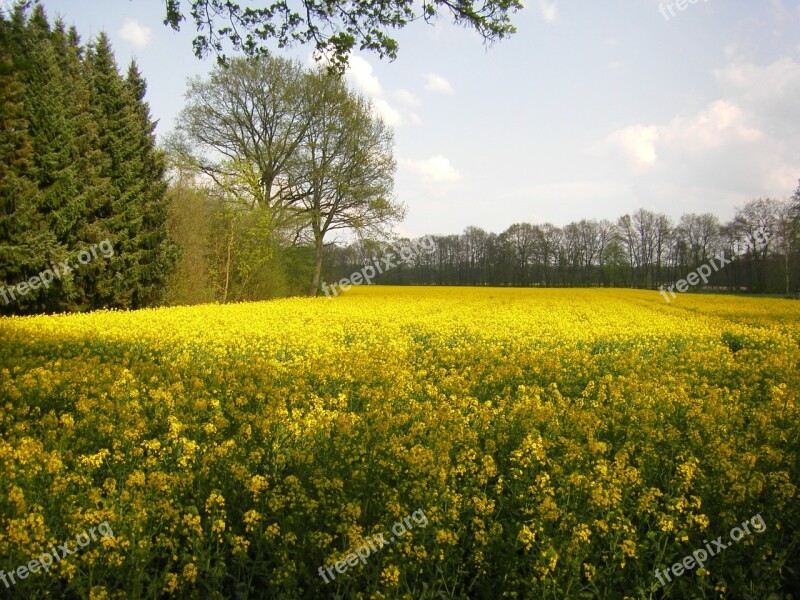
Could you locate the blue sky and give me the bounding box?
[14,0,800,238]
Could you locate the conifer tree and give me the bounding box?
[0,13,42,314]
[0,5,65,313]
[48,19,114,311]
[0,6,175,313]
[87,33,176,309]
[125,60,178,307]
[85,32,140,308]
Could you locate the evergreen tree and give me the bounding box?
[125,60,178,306]
[87,33,176,309]
[0,11,42,314]
[0,6,175,314]
[85,32,140,308]
[0,4,65,313]
[48,19,114,311]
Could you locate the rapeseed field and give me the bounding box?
[1,288,798,599]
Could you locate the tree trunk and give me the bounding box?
[309,233,324,296]
[222,227,234,304]
[786,251,790,296]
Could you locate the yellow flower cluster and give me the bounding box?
[0,287,797,598]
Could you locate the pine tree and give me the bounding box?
[0,12,41,314]
[1,7,175,314]
[125,60,178,307]
[87,33,176,309]
[0,5,64,314]
[50,21,113,310]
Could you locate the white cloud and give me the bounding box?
[372,99,403,127]
[345,56,421,127]
[406,112,423,126]
[346,56,383,97]
[715,56,800,90]
[393,88,422,107]
[423,73,454,95]
[537,0,559,23]
[723,43,741,60]
[602,100,765,169]
[606,125,660,169]
[594,56,800,202]
[119,18,152,49]
[714,57,800,128]
[402,155,462,183]
[664,100,762,148]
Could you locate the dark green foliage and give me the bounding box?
[0,4,176,315]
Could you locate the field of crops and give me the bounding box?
[1,287,799,599]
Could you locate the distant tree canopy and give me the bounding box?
[161,0,523,69]
[0,4,177,314]
[325,193,800,296]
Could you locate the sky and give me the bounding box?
[9,0,800,238]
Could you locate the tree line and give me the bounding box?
[324,194,800,296]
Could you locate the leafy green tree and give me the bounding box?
[773,199,797,295]
[793,181,800,295]
[164,177,215,306]
[792,180,800,226]
[175,56,314,299]
[162,0,523,70]
[176,55,312,224]
[176,56,404,297]
[206,197,281,303]
[732,198,780,293]
[294,71,401,295]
